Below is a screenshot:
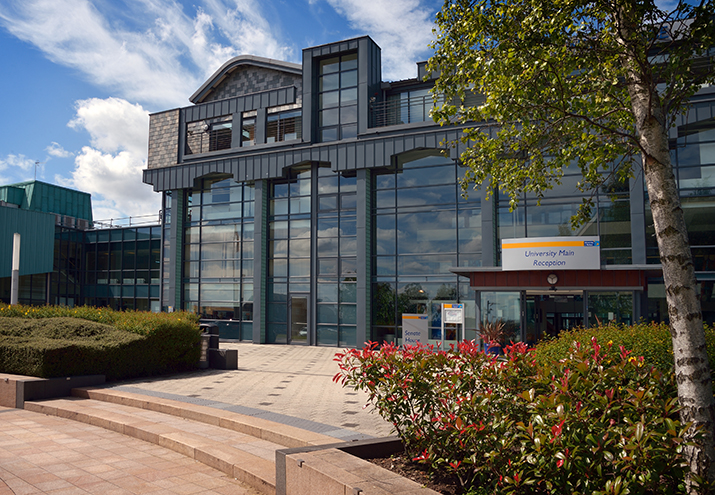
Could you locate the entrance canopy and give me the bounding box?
[451,265,664,343]
[451,265,663,292]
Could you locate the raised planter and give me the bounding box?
[0,373,105,408]
[276,436,440,495]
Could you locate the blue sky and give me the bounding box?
[0,0,441,221]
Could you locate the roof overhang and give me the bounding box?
[190,55,302,104]
[450,265,664,291]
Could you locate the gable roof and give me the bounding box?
[190,55,302,104]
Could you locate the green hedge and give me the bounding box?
[0,305,202,380]
[533,321,715,372]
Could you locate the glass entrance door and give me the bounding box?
[289,294,309,344]
[526,292,584,343]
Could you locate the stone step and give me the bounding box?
[24,389,335,495]
[71,387,336,449]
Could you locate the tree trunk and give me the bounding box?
[631,85,715,489]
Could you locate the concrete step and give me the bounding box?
[71,387,336,449]
[24,389,335,495]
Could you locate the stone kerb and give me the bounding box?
[276,437,441,495]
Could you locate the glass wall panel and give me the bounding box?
[184,179,254,335]
[480,291,522,343]
[318,52,359,142]
[588,291,633,326]
[372,150,478,343]
[397,211,457,254]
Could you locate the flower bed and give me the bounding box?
[335,339,703,494]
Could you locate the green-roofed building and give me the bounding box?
[0,180,161,311]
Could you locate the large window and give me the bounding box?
[372,150,479,343]
[185,116,233,155]
[83,226,161,311]
[496,160,630,265]
[316,167,357,346]
[318,53,358,142]
[183,177,254,340]
[646,104,715,268]
[385,89,434,125]
[267,167,312,343]
[267,110,301,143]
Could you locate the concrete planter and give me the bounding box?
[276,436,441,495]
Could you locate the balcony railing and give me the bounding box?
[370,92,485,129]
[370,94,444,128]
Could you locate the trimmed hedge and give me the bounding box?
[533,321,715,372]
[0,305,202,380]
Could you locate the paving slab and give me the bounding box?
[0,406,261,494]
[0,343,396,494]
[108,343,394,439]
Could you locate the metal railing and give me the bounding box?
[369,95,444,128]
[92,212,162,229]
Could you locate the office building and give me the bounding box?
[142,36,715,346]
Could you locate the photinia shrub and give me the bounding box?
[335,338,701,494]
[533,321,715,373]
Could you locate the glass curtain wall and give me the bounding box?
[84,226,161,311]
[372,150,480,344]
[52,228,83,306]
[646,99,715,324]
[316,167,357,346]
[266,167,312,343]
[497,160,631,264]
[183,178,254,340]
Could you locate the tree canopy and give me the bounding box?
[428,0,715,490]
[429,0,715,224]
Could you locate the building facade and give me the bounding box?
[5,37,709,347]
[140,36,715,347]
[0,181,162,311]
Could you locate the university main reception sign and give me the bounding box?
[501,236,601,271]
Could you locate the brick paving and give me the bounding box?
[0,407,261,494]
[0,343,394,494]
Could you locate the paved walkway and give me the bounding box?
[0,344,394,494]
[0,406,261,495]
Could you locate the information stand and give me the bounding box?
[441,303,465,345]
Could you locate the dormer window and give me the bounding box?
[318,53,358,142]
[267,110,302,143]
[241,112,256,147]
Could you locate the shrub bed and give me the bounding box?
[0,304,201,380]
[533,321,715,372]
[335,339,702,494]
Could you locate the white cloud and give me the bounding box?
[69,98,149,157]
[58,147,160,221]
[0,0,293,108]
[323,0,437,80]
[0,153,35,173]
[46,142,74,158]
[0,153,41,184]
[60,97,159,220]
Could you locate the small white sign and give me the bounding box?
[443,304,464,324]
[402,314,428,346]
[501,236,600,271]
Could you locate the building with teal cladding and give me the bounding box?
[0,180,162,310]
[2,180,93,221]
